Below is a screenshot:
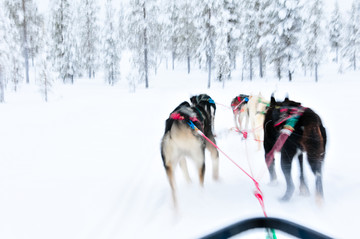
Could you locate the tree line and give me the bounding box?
[0,0,359,102]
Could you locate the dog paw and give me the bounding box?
[299,185,310,196]
[316,194,324,207]
[268,180,279,187]
[279,195,291,202]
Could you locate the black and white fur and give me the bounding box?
[161,95,219,208]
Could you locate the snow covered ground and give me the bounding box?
[0,63,359,239]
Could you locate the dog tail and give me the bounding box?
[320,123,327,150]
[303,124,326,160]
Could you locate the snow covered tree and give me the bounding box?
[127,0,159,88]
[240,0,261,81]
[8,21,24,92]
[50,0,78,83]
[164,0,181,70]
[214,0,231,85]
[343,0,360,71]
[329,1,343,63]
[79,0,99,79]
[1,2,24,91]
[196,0,217,88]
[102,0,121,86]
[26,2,43,67]
[37,29,53,102]
[4,0,41,84]
[225,0,241,70]
[171,0,200,74]
[0,6,10,102]
[148,3,164,76]
[302,0,326,82]
[265,0,303,81]
[117,3,126,53]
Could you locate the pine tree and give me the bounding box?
[0,5,10,102]
[8,20,23,91]
[79,0,99,79]
[50,0,77,83]
[164,0,181,70]
[302,0,326,82]
[127,0,159,89]
[240,0,260,81]
[175,0,200,74]
[4,0,41,84]
[103,0,121,86]
[343,0,360,71]
[265,0,303,81]
[329,1,343,63]
[214,0,231,85]
[147,2,163,76]
[37,29,53,102]
[196,0,217,88]
[26,1,43,67]
[117,3,126,55]
[225,0,241,70]
[2,2,24,91]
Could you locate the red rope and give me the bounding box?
[193,125,268,218]
[214,102,232,110]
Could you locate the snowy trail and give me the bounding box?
[1,67,360,238]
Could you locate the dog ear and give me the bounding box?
[270,93,276,106]
[190,96,196,105]
[284,93,289,102]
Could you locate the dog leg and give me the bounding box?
[280,150,295,201]
[165,164,178,208]
[298,153,310,196]
[189,146,206,186]
[179,158,192,183]
[244,108,250,136]
[206,136,219,181]
[161,139,178,208]
[234,113,240,131]
[308,158,324,201]
[267,160,277,184]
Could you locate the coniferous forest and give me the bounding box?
[0,0,358,101]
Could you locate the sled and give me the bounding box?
[200,217,332,239]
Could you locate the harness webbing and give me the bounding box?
[266,107,305,167]
[231,96,249,113]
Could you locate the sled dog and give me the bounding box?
[231,94,250,134]
[190,94,216,133]
[263,96,326,203]
[247,93,269,149]
[161,95,219,207]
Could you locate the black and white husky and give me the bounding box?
[263,96,327,203]
[161,95,219,208]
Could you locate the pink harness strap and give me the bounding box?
[170,113,199,123]
[170,113,184,120]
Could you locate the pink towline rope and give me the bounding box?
[192,123,268,217]
[214,102,232,110]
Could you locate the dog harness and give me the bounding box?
[256,98,270,115]
[170,112,204,132]
[265,106,306,166]
[170,112,199,123]
[231,95,249,114]
[274,106,306,134]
